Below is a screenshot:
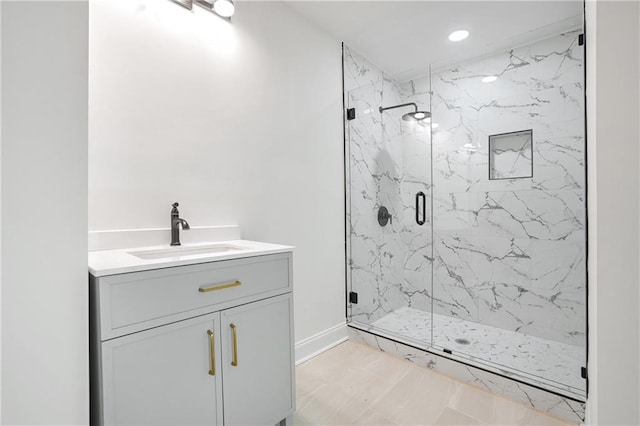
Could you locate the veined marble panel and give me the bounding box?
[533,148,585,192]
[343,45,382,92]
[433,231,534,322]
[529,31,583,90]
[431,188,585,343]
[530,83,584,130]
[476,190,585,242]
[399,77,431,102]
[433,189,585,242]
[348,326,585,424]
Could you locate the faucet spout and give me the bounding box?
[170,202,190,246]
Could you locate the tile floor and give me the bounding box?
[293,341,576,426]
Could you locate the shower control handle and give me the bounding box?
[378,206,392,227]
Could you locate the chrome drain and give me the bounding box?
[455,338,470,345]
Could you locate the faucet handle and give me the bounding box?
[172,202,179,208]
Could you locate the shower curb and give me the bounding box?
[348,326,585,424]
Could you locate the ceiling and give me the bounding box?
[285,1,583,81]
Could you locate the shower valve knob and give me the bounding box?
[378,206,392,227]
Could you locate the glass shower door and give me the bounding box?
[346,82,390,327]
[428,30,587,398]
[345,77,433,348]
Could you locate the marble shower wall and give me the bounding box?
[344,46,432,326]
[405,30,586,346]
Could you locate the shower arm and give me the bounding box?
[379,103,418,114]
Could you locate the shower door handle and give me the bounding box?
[416,191,426,226]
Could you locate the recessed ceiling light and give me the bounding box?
[448,30,469,42]
[213,0,234,17]
[482,75,498,83]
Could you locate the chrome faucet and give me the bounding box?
[170,202,190,246]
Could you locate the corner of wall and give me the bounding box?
[295,322,348,365]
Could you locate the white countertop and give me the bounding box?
[89,239,294,277]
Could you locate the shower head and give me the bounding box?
[379,102,431,122]
[404,110,431,121]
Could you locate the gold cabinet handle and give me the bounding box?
[230,323,238,367]
[199,280,241,293]
[207,330,215,376]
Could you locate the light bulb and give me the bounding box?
[213,0,234,17]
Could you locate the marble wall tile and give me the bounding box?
[533,148,585,192]
[529,31,583,89]
[432,232,480,321]
[475,190,585,241]
[343,46,382,92]
[433,191,479,231]
[530,83,584,130]
[399,77,430,101]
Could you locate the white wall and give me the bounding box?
[1,2,89,424]
[88,1,345,344]
[585,1,640,424]
[0,2,3,422]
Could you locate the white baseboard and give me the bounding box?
[295,322,348,365]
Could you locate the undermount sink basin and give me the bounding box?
[128,244,245,260]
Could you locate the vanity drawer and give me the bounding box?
[94,253,292,340]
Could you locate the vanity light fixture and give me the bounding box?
[482,75,498,83]
[172,0,193,9]
[448,29,469,42]
[171,0,235,19]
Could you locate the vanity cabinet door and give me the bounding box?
[101,314,223,426]
[220,293,295,426]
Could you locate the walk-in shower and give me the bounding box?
[343,5,586,404]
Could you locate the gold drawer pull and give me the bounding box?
[230,323,238,367]
[207,330,216,376]
[199,280,241,293]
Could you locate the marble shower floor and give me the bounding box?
[369,307,585,397]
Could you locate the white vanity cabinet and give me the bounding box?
[90,252,295,426]
[220,294,294,425]
[100,314,224,425]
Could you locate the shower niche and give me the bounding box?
[488,129,533,180]
[343,12,586,423]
